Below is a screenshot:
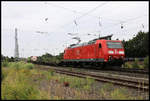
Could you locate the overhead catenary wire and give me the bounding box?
[44,3,109,47]
[46,2,121,23]
[62,17,148,47]
[75,2,108,20]
[44,2,134,39]
[49,3,109,47]
[45,2,148,39]
[86,14,148,35]
[113,23,149,35]
[23,3,148,55]
[47,2,108,34]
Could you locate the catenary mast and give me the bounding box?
[14,28,19,58]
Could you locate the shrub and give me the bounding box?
[143,56,149,69]
[2,61,9,67]
[139,65,144,69]
[23,63,34,69]
[132,58,140,69]
[9,62,20,69]
[7,62,34,70]
[124,62,132,68]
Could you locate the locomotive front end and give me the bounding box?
[106,41,125,65]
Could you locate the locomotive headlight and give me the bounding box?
[119,51,124,54]
[108,51,114,54]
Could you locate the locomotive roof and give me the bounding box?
[68,34,113,49]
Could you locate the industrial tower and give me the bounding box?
[14,28,19,58]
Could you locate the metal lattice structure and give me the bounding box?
[14,28,19,58]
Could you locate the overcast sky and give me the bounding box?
[1,1,149,58]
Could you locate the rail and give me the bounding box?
[38,66,149,91]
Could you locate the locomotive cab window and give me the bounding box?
[107,41,123,49]
[99,43,102,48]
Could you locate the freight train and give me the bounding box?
[61,35,125,67]
[30,35,125,68]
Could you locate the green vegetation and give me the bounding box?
[51,75,95,90]
[2,61,34,70]
[143,56,149,68]
[2,71,40,100]
[99,83,146,100]
[2,62,148,100]
[132,58,140,69]
[1,61,96,100]
[124,56,149,69]
[1,55,19,62]
[2,60,9,67]
[1,31,148,66]
[33,53,63,65]
[122,31,149,58]
[110,88,129,100]
[124,62,132,69]
[1,62,50,100]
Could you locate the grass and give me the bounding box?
[1,67,9,81]
[124,57,149,69]
[1,62,50,100]
[110,88,129,100]
[124,62,133,68]
[143,56,149,69]
[131,58,140,69]
[2,61,148,100]
[99,83,146,100]
[2,69,39,100]
[100,83,114,99]
[51,74,95,90]
[9,61,34,70]
[2,61,9,67]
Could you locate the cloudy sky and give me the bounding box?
[1,1,149,58]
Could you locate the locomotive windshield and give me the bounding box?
[107,41,123,49]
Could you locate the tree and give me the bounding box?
[122,31,149,57]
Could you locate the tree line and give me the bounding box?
[122,31,149,58]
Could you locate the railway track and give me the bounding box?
[36,65,149,91]
[104,67,148,74]
[31,61,148,74]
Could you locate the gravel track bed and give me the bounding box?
[34,66,149,100]
[35,64,149,79]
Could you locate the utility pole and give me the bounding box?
[14,28,19,58]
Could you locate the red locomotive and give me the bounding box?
[62,35,125,67]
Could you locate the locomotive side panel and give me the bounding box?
[80,44,96,60]
[64,48,73,60]
[63,39,125,66]
[63,43,98,62]
[95,40,107,62]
